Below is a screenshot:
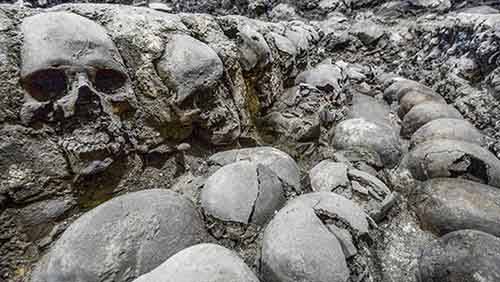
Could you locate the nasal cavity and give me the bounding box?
[76,73,96,106]
[77,85,93,104]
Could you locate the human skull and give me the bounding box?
[20,12,136,174]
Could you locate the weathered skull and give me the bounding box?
[20,12,136,175]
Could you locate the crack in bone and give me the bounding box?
[248,166,262,224]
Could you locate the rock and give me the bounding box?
[309,160,349,192]
[416,230,500,282]
[261,192,369,282]
[308,160,395,222]
[0,125,69,203]
[156,34,223,103]
[346,168,395,221]
[397,90,446,118]
[351,20,385,46]
[268,32,297,57]
[327,224,357,259]
[401,101,463,138]
[201,160,285,225]
[31,190,209,282]
[447,55,480,80]
[487,67,500,101]
[133,244,259,282]
[18,198,73,227]
[333,149,384,169]
[148,1,173,12]
[410,118,485,148]
[295,60,343,92]
[407,139,500,187]
[237,24,273,71]
[268,3,299,21]
[284,20,319,53]
[347,169,391,196]
[332,118,402,168]
[383,78,434,103]
[459,6,500,15]
[409,0,451,12]
[208,147,301,192]
[415,178,500,237]
[314,12,348,36]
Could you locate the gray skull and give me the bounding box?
[20,12,136,174]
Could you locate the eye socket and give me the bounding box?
[94,69,127,93]
[23,69,67,101]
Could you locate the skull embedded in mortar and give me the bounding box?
[20,12,136,175]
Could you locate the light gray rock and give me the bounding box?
[268,3,299,21]
[459,5,500,14]
[309,160,349,192]
[410,118,485,148]
[415,178,500,237]
[332,118,402,168]
[237,24,273,71]
[487,67,500,101]
[268,32,297,57]
[401,101,463,138]
[351,20,385,46]
[295,61,343,92]
[409,0,451,12]
[261,192,369,282]
[148,1,173,12]
[201,160,285,225]
[133,244,260,282]
[31,190,209,282]
[156,34,223,103]
[347,169,391,196]
[333,149,384,169]
[417,230,500,282]
[208,147,301,192]
[327,224,357,259]
[407,139,500,187]
[283,20,320,53]
[308,160,395,222]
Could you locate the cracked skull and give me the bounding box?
[20,12,136,175]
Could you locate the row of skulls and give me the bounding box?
[18,11,229,175]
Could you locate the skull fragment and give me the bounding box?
[20,12,135,175]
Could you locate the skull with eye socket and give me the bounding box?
[20,12,136,176]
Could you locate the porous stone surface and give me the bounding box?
[133,244,260,282]
[31,189,209,282]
